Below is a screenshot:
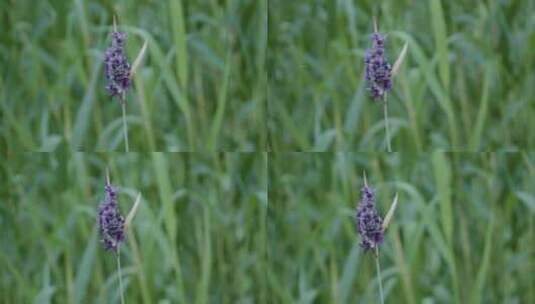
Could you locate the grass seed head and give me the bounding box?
[364,31,392,101]
[104,30,131,100]
[98,181,125,252]
[356,182,384,251]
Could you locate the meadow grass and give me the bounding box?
[1,0,535,303]
[267,0,535,151]
[0,152,268,303]
[0,1,267,152]
[268,152,535,303]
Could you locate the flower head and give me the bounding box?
[98,182,125,252]
[355,183,384,251]
[364,32,392,100]
[104,31,131,99]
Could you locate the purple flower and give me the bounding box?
[98,183,125,252]
[355,184,384,251]
[104,31,131,99]
[364,33,392,100]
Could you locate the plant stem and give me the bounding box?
[383,95,392,152]
[117,250,125,304]
[375,247,385,304]
[121,95,129,152]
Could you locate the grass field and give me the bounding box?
[1,0,267,152]
[1,0,534,152]
[268,152,534,303]
[268,0,535,151]
[0,152,268,303]
[1,0,535,303]
[2,152,533,303]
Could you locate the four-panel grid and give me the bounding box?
[1,1,534,303]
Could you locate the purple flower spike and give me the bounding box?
[355,183,384,251]
[98,182,125,252]
[364,32,392,100]
[104,31,131,100]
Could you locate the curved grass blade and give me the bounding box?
[391,42,408,77]
[124,193,142,230]
[130,39,148,78]
[382,193,398,232]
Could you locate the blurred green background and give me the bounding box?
[268,0,535,151]
[0,0,267,152]
[268,152,534,303]
[0,152,268,303]
[2,0,535,303]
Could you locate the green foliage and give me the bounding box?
[268,152,534,303]
[1,0,534,303]
[267,0,535,151]
[0,153,268,303]
[0,0,267,151]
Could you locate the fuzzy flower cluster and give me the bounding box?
[98,183,125,252]
[104,31,131,99]
[355,184,384,251]
[364,33,392,100]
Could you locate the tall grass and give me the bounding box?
[0,1,267,152]
[268,152,534,302]
[1,0,534,303]
[267,0,535,151]
[0,152,268,302]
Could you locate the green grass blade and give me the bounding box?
[469,65,492,151]
[195,204,212,304]
[74,230,97,304]
[430,0,449,90]
[145,33,195,148]
[470,216,494,303]
[338,243,360,304]
[169,0,188,90]
[423,200,460,304]
[151,152,176,243]
[151,153,185,301]
[71,61,101,150]
[432,152,453,246]
[393,32,458,147]
[209,46,231,150]
[74,0,90,48]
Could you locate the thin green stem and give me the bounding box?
[121,96,129,152]
[375,247,384,304]
[117,250,125,304]
[383,95,392,152]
